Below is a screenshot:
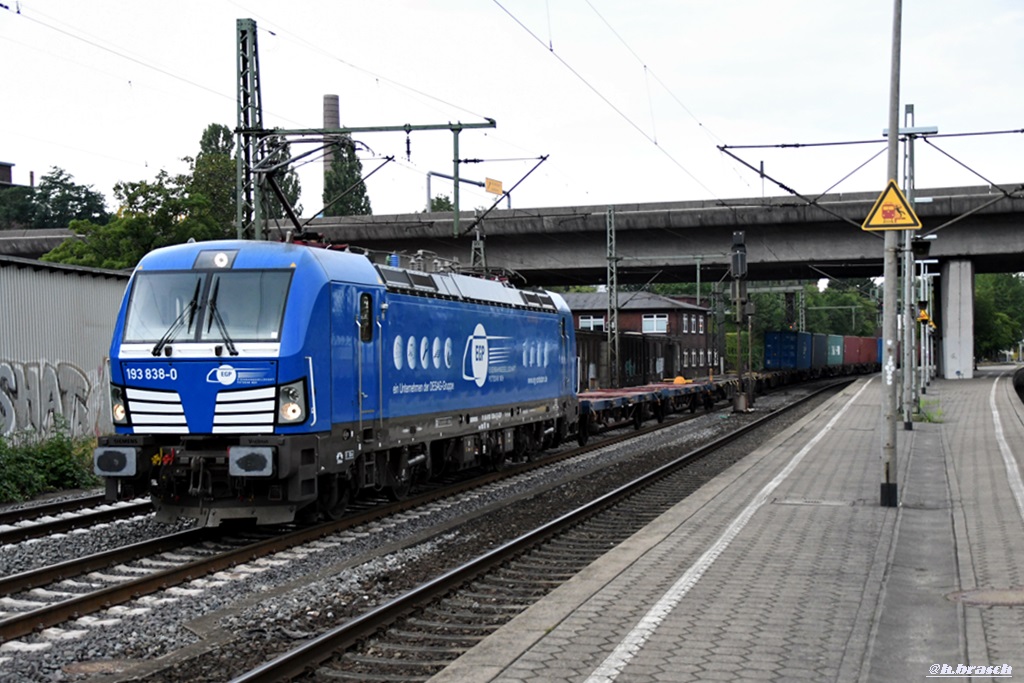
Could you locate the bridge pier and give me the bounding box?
[940,258,974,380]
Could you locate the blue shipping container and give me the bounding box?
[764,330,798,370]
[811,333,828,369]
[796,332,812,370]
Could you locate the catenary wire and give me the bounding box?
[491,0,724,202]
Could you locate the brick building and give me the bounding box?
[561,291,716,385]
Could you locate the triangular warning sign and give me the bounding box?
[862,180,921,231]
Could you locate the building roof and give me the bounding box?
[561,291,708,314]
[0,254,130,280]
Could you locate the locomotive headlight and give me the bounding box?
[111,386,128,425]
[277,380,307,424]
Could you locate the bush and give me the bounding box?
[0,421,99,503]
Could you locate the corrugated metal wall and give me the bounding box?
[0,258,129,438]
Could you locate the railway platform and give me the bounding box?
[431,366,1024,682]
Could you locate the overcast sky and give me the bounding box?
[2,1,1021,217]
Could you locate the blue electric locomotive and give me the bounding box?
[94,240,579,525]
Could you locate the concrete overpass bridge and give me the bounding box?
[297,183,1024,288]
[4,184,1021,287]
[3,183,1022,380]
[302,182,1024,384]
[303,183,1021,382]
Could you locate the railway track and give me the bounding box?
[0,381,844,681]
[0,400,719,649]
[228,381,850,683]
[0,497,153,545]
[0,493,109,526]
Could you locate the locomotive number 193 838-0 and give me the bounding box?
[124,366,178,382]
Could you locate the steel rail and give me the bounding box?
[0,381,803,646]
[0,493,108,526]
[230,379,853,683]
[0,413,675,644]
[0,527,212,597]
[0,500,154,546]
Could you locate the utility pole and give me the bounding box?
[235,19,495,240]
[606,208,620,388]
[890,104,938,430]
[880,0,903,508]
[731,231,748,412]
[236,18,265,240]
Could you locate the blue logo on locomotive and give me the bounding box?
[462,323,514,387]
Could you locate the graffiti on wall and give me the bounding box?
[0,360,98,437]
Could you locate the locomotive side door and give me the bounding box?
[355,289,381,437]
[560,315,572,393]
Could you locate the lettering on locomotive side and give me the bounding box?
[392,381,455,395]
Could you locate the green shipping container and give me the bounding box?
[827,334,844,367]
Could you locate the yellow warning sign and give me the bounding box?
[862,179,921,231]
[485,178,503,195]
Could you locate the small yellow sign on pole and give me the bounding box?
[485,178,503,195]
[862,179,921,231]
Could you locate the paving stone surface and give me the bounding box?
[431,369,1024,682]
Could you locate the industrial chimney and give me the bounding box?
[323,94,339,176]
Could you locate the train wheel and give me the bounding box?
[541,421,555,450]
[633,406,644,430]
[484,436,506,472]
[654,400,665,424]
[551,419,565,448]
[386,475,412,501]
[577,414,590,446]
[518,427,541,461]
[318,475,351,521]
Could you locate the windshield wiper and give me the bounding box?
[151,279,201,356]
[206,277,239,357]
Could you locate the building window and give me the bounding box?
[698,315,705,334]
[642,314,668,334]
[580,315,605,331]
[682,348,689,367]
[683,314,690,334]
[700,348,706,366]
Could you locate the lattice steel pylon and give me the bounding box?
[606,208,620,388]
[236,18,266,239]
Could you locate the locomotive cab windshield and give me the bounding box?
[123,269,292,349]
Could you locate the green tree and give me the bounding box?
[323,135,371,216]
[975,273,1024,359]
[186,123,236,231]
[807,282,879,336]
[0,167,108,230]
[42,170,231,269]
[33,167,109,228]
[429,194,454,212]
[0,185,36,230]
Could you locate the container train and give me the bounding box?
[93,239,880,527]
[763,330,882,377]
[93,240,578,525]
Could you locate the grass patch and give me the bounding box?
[0,420,99,503]
[914,398,944,423]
